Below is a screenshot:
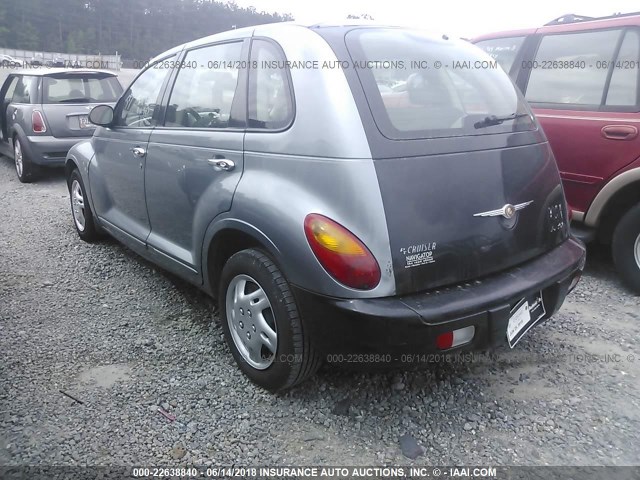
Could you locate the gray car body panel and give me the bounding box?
[233,24,395,297]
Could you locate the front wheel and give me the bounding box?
[219,249,321,392]
[612,203,640,294]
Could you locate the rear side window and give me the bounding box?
[165,42,243,129]
[526,29,622,105]
[3,76,19,103]
[605,30,640,106]
[475,36,525,75]
[248,39,294,129]
[42,75,122,103]
[345,28,534,140]
[12,76,38,104]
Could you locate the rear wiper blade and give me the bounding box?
[474,113,530,129]
[58,98,90,103]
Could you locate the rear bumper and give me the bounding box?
[293,237,586,359]
[26,135,87,166]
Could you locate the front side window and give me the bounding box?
[475,36,526,75]
[43,75,122,103]
[345,28,534,139]
[165,42,243,129]
[526,29,622,105]
[12,76,38,104]
[116,58,175,127]
[248,39,294,129]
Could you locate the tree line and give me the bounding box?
[0,0,293,60]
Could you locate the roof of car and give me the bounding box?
[9,68,116,77]
[150,21,452,63]
[474,11,640,41]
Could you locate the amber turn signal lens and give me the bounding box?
[304,214,381,290]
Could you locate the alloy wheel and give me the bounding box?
[225,274,277,370]
[71,180,86,232]
[14,140,23,178]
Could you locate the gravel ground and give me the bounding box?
[0,158,639,467]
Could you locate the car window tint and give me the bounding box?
[165,42,242,129]
[117,60,174,127]
[248,39,293,129]
[12,76,37,103]
[345,28,534,139]
[605,30,640,107]
[475,37,525,75]
[43,76,122,103]
[526,29,622,105]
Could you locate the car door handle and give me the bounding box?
[131,146,146,157]
[601,125,638,141]
[208,157,235,171]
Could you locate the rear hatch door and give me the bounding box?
[40,71,122,138]
[335,27,570,294]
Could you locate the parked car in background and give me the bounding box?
[1,54,23,68]
[49,56,66,68]
[0,69,123,182]
[474,12,640,293]
[66,23,585,391]
[29,54,44,66]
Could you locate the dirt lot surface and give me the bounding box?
[0,158,639,467]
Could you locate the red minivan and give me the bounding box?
[474,12,640,293]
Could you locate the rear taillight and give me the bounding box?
[304,213,381,290]
[32,110,46,133]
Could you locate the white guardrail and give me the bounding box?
[0,47,121,70]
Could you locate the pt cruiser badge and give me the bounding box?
[474,201,534,219]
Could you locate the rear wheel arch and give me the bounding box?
[65,158,79,180]
[594,180,640,245]
[204,225,281,299]
[585,167,640,228]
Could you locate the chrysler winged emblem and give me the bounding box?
[474,201,534,219]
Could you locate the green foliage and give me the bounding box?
[1,0,293,59]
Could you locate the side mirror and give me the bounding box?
[89,105,115,127]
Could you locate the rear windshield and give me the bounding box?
[42,75,122,104]
[474,36,526,75]
[345,28,535,139]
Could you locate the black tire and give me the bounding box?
[14,137,37,183]
[612,203,640,294]
[67,169,101,242]
[219,249,321,392]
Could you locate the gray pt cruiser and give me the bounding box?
[65,22,586,391]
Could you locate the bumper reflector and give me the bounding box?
[568,273,581,293]
[436,326,475,350]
